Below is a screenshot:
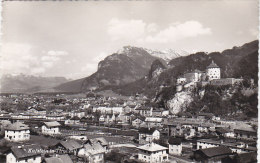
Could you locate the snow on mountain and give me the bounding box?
[117,46,190,62]
[146,49,190,62]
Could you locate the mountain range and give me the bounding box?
[1,40,258,95]
[55,46,185,92]
[0,74,70,93]
[109,40,258,97]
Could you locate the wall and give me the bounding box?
[42,126,60,135]
[207,68,220,81]
[5,129,30,142]
[169,144,182,155]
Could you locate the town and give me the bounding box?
[0,61,257,163]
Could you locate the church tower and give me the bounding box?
[206,60,220,81]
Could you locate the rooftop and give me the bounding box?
[138,127,157,134]
[197,139,257,152]
[59,140,82,150]
[44,121,61,127]
[83,143,106,155]
[168,137,181,145]
[6,122,29,131]
[44,154,73,163]
[207,60,220,69]
[137,143,168,152]
[10,145,42,160]
[198,146,232,158]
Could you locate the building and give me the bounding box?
[6,145,42,163]
[215,127,235,138]
[135,106,152,117]
[0,120,11,135]
[86,137,109,151]
[46,114,64,121]
[230,152,257,163]
[137,142,168,163]
[145,117,163,128]
[78,142,105,163]
[168,122,197,139]
[138,128,160,144]
[184,70,202,83]
[65,116,81,125]
[206,61,221,81]
[99,115,105,124]
[43,154,73,163]
[51,140,82,155]
[69,111,85,118]
[5,122,30,142]
[42,121,61,135]
[132,117,145,128]
[168,137,182,156]
[193,146,233,162]
[210,78,243,86]
[196,139,257,153]
[234,128,257,141]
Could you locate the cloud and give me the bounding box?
[107,18,146,41]
[81,52,109,75]
[40,50,69,69]
[0,43,36,74]
[30,67,45,74]
[0,43,69,76]
[47,50,68,56]
[142,21,212,43]
[107,19,211,44]
[147,23,158,33]
[81,63,97,73]
[249,28,258,38]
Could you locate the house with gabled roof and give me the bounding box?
[137,142,168,163]
[84,137,109,151]
[6,145,42,163]
[43,154,73,163]
[42,121,61,135]
[5,122,30,142]
[78,142,106,163]
[193,146,233,162]
[168,137,182,156]
[138,128,160,144]
[145,117,163,128]
[50,140,82,155]
[65,116,81,125]
[234,128,257,141]
[135,106,152,117]
[215,127,235,138]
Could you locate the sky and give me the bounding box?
[0,0,258,79]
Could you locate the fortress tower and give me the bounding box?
[206,60,220,81]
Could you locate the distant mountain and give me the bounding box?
[111,40,258,97]
[0,74,70,93]
[146,49,189,62]
[55,46,186,92]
